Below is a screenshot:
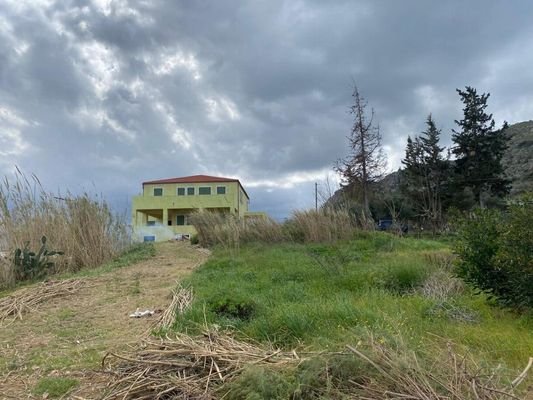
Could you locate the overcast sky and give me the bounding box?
[1,0,532,220]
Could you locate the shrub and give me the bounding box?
[454,195,533,309]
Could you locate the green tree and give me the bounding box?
[452,86,509,208]
[401,115,448,232]
[335,86,386,216]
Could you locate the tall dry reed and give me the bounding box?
[284,208,360,243]
[188,211,285,249]
[0,170,130,288]
[189,207,367,248]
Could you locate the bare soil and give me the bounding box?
[0,242,209,399]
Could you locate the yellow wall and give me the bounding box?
[131,180,250,241]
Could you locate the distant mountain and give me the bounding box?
[503,120,533,194]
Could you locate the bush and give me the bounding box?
[454,195,533,309]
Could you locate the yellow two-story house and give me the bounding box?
[131,175,257,241]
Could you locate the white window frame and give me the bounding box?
[216,186,226,195]
[153,187,163,196]
[198,186,211,195]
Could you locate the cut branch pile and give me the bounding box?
[101,328,301,399]
[154,283,193,331]
[100,330,531,400]
[0,278,84,323]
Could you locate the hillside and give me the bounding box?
[503,120,533,194]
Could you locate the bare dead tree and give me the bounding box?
[317,174,340,209]
[335,85,386,215]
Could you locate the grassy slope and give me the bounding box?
[175,233,532,370]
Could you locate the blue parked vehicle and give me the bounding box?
[377,219,393,231]
[378,219,409,233]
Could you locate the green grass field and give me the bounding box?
[173,232,532,398]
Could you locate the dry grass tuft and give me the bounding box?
[418,251,464,302]
[0,278,85,324]
[347,337,531,400]
[101,328,300,399]
[419,269,465,301]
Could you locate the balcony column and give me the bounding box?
[163,208,169,226]
[139,211,148,225]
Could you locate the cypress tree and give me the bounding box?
[452,87,509,207]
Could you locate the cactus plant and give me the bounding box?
[13,236,64,281]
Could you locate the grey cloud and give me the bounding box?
[0,0,532,219]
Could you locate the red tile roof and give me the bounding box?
[142,175,249,198]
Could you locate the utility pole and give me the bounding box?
[315,182,318,211]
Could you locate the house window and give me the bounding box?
[153,188,163,196]
[177,187,185,196]
[176,215,186,226]
[217,186,226,195]
[199,187,211,195]
[187,187,195,195]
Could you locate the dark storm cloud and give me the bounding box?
[1,0,532,219]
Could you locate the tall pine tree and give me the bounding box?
[452,87,509,207]
[402,115,448,231]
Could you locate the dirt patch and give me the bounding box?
[0,241,208,399]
